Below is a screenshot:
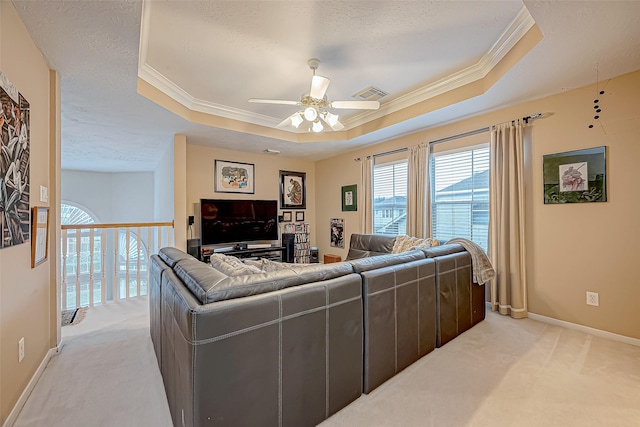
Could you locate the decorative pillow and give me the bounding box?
[209,253,263,276]
[244,258,296,273]
[391,235,438,253]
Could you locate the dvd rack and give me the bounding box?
[282,222,311,263]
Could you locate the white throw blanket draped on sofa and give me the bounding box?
[447,238,495,285]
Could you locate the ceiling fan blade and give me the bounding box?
[331,100,380,110]
[248,98,300,106]
[310,75,330,99]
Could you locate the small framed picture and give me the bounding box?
[341,184,357,211]
[295,211,305,222]
[31,206,50,268]
[330,218,344,248]
[282,211,292,222]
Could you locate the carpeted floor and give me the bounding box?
[15,297,172,427]
[14,296,640,427]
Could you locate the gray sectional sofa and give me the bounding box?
[150,234,487,426]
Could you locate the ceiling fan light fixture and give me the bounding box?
[312,120,324,133]
[303,107,318,121]
[249,58,380,133]
[290,112,304,128]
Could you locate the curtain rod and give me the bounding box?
[429,127,490,146]
[354,113,543,161]
[428,113,542,145]
[373,147,408,158]
[354,147,407,161]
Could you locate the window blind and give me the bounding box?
[372,160,408,236]
[430,145,489,251]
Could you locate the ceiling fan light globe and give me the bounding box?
[312,120,324,132]
[290,113,304,128]
[324,112,339,126]
[304,107,318,121]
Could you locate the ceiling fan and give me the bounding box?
[248,58,380,132]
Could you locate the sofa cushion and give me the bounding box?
[209,253,263,276]
[348,249,425,273]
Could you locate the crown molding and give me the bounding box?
[138,63,282,128]
[138,0,281,128]
[342,6,535,129]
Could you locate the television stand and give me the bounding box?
[202,246,287,263]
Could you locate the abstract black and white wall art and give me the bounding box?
[0,70,30,248]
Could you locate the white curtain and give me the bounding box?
[359,156,374,234]
[489,120,527,318]
[407,143,430,238]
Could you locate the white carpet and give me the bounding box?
[14,297,172,427]
[14,297,640,427]
[321,312,640,427]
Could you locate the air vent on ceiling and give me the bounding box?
[352,86,388,101]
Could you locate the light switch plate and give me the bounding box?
[40,185,48,202]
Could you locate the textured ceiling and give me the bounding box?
[12,0,640,172]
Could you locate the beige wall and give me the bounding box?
[317,69,640,340]
[185,144,316,248]
[0,2,54,423]
[526,70,640,339]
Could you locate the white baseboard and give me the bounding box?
[528,312,640,347]
[3,344,61,427]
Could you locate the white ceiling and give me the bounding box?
[12,0,640,172]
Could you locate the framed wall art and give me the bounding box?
[543,146,607,204]
[341,184,357,211]
[280,170,306,209]
[1,70,30,249]
[330,218,344,248]
[214,159,255,194]
[295,211,305,222]
[31,206,49,268]
[282,211,292,222]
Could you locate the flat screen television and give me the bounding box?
[200,199,278,245]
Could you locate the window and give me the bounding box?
[430,145,489,251]
[61,203,95,225]
[373,160,408,236]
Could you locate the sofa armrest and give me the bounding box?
[422,243,465,258]
[172,255,355,304]
[159,246,195,267]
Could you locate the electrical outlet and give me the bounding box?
[586,291,599,307]
[18,337,25,363]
